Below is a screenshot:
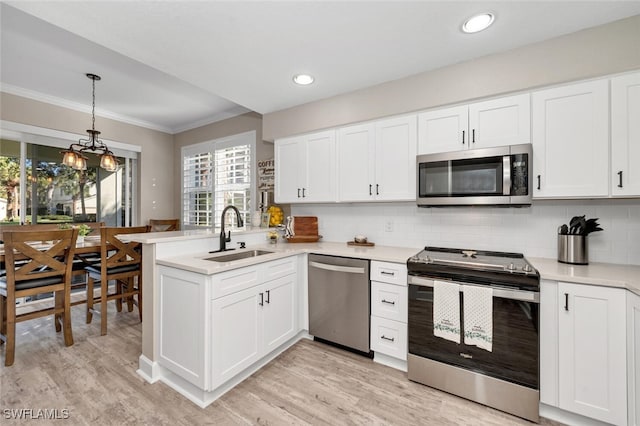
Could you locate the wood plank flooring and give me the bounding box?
[1,302,563,425]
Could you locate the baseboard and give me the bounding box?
[539,403,608,426]
[137,354,161,383]
[373,352,407,372]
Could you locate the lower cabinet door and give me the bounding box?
[211,286,261,389]
[370,315,407,361]
[558,282,627,425]
[262,275,297,353]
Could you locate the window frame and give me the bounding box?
[181,131,256,230]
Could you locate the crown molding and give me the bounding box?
[171,105,252,134]
[1,83,174,134]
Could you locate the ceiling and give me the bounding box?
[2,1,640,135]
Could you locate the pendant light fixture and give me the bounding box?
[61,73,118,172]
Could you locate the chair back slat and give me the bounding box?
[4,229,79,284]
[148,219,179,232]
[100,226,149,270]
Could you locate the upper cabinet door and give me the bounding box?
[532,80,609,198]
[303,130,336,202]
[418,105,468,154]
[375,115,417,201]
[337,123,376,202]
[469,93,531,149]
[275,130,336,204]
[611,72,640,197]
[274,136,303,204]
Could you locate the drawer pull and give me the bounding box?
[380,271,395,276]
[381,299,395,305]
[380,335,395,342]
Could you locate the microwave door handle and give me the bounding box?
[503,156,511,195]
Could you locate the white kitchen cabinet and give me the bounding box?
[274,130,336,203]
[156,256,299,394]
[211,285,262,388]
[370,261,408,368]
[261,275,297,353]
[532,79,609,198]
[337,115,416,202]
[211,274,297,388]
[418,94,530,154]
[612,72,640,197]
[557,281,627,425]
[629,291,640,426]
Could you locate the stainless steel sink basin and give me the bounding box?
[205,249,274,263]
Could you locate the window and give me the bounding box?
[0,126,138,227]
[182,131,255,230]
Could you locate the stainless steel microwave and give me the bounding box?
[416,144,532,207]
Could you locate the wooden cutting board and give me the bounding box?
[292,216,318,236]
[286,216,319,243]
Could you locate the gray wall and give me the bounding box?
[0,92,175,225]
[263,14,640,141]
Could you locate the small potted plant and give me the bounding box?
[58,223,92,244]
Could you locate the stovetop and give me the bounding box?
[407,246,540,291]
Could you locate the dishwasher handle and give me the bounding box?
[309,261,366,274]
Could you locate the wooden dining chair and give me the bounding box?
[0,228,79,366]
[148,219,180,232]
[85,226,148,335]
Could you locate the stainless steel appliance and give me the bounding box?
[308,254,370,353]
[417,144,532,206]
[407,247,540,422]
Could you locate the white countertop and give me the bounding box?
[145,231,640,295]
[156,241,418,275]
[529,257,640,296]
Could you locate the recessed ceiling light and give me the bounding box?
[462,13,495,34]
[293,74,314,85]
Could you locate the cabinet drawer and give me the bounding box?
[370,261,407,286]
[370,316,407,361]
[263,256,297,281]
[371,281,407,323]
[211,266,260,299]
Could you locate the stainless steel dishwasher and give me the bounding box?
[308,254,370,354]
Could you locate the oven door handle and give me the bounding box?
[408,276,539,303]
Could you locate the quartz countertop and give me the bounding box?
[156,241,419,275]
[529,257,640,296]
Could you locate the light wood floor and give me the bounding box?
[1,302,563,425]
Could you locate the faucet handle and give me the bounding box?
[237,242,246,249]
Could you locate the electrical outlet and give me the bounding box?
[385,220,394,232]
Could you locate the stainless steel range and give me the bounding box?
[407,247,540,422]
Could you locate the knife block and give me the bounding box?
[558,234,588,265]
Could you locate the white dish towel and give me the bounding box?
[463,285,493,352]
[433,280,461,344]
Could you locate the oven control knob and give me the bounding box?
[523,264,533,273]
[507,262,516,271]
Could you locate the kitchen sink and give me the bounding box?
[204,249,274,263]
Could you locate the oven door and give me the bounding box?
[408,276,539,389]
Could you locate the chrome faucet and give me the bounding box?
[219,205,244,252]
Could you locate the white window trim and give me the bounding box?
[181,130,256,230]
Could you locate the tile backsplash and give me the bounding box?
[291,199,640,265]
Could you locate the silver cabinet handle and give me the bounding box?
[380,335,395,342]
[380,271,395,276]
[309,261,365,274]
[259,292,264,306]
[265,290,270,304]
[381,299,395,305]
